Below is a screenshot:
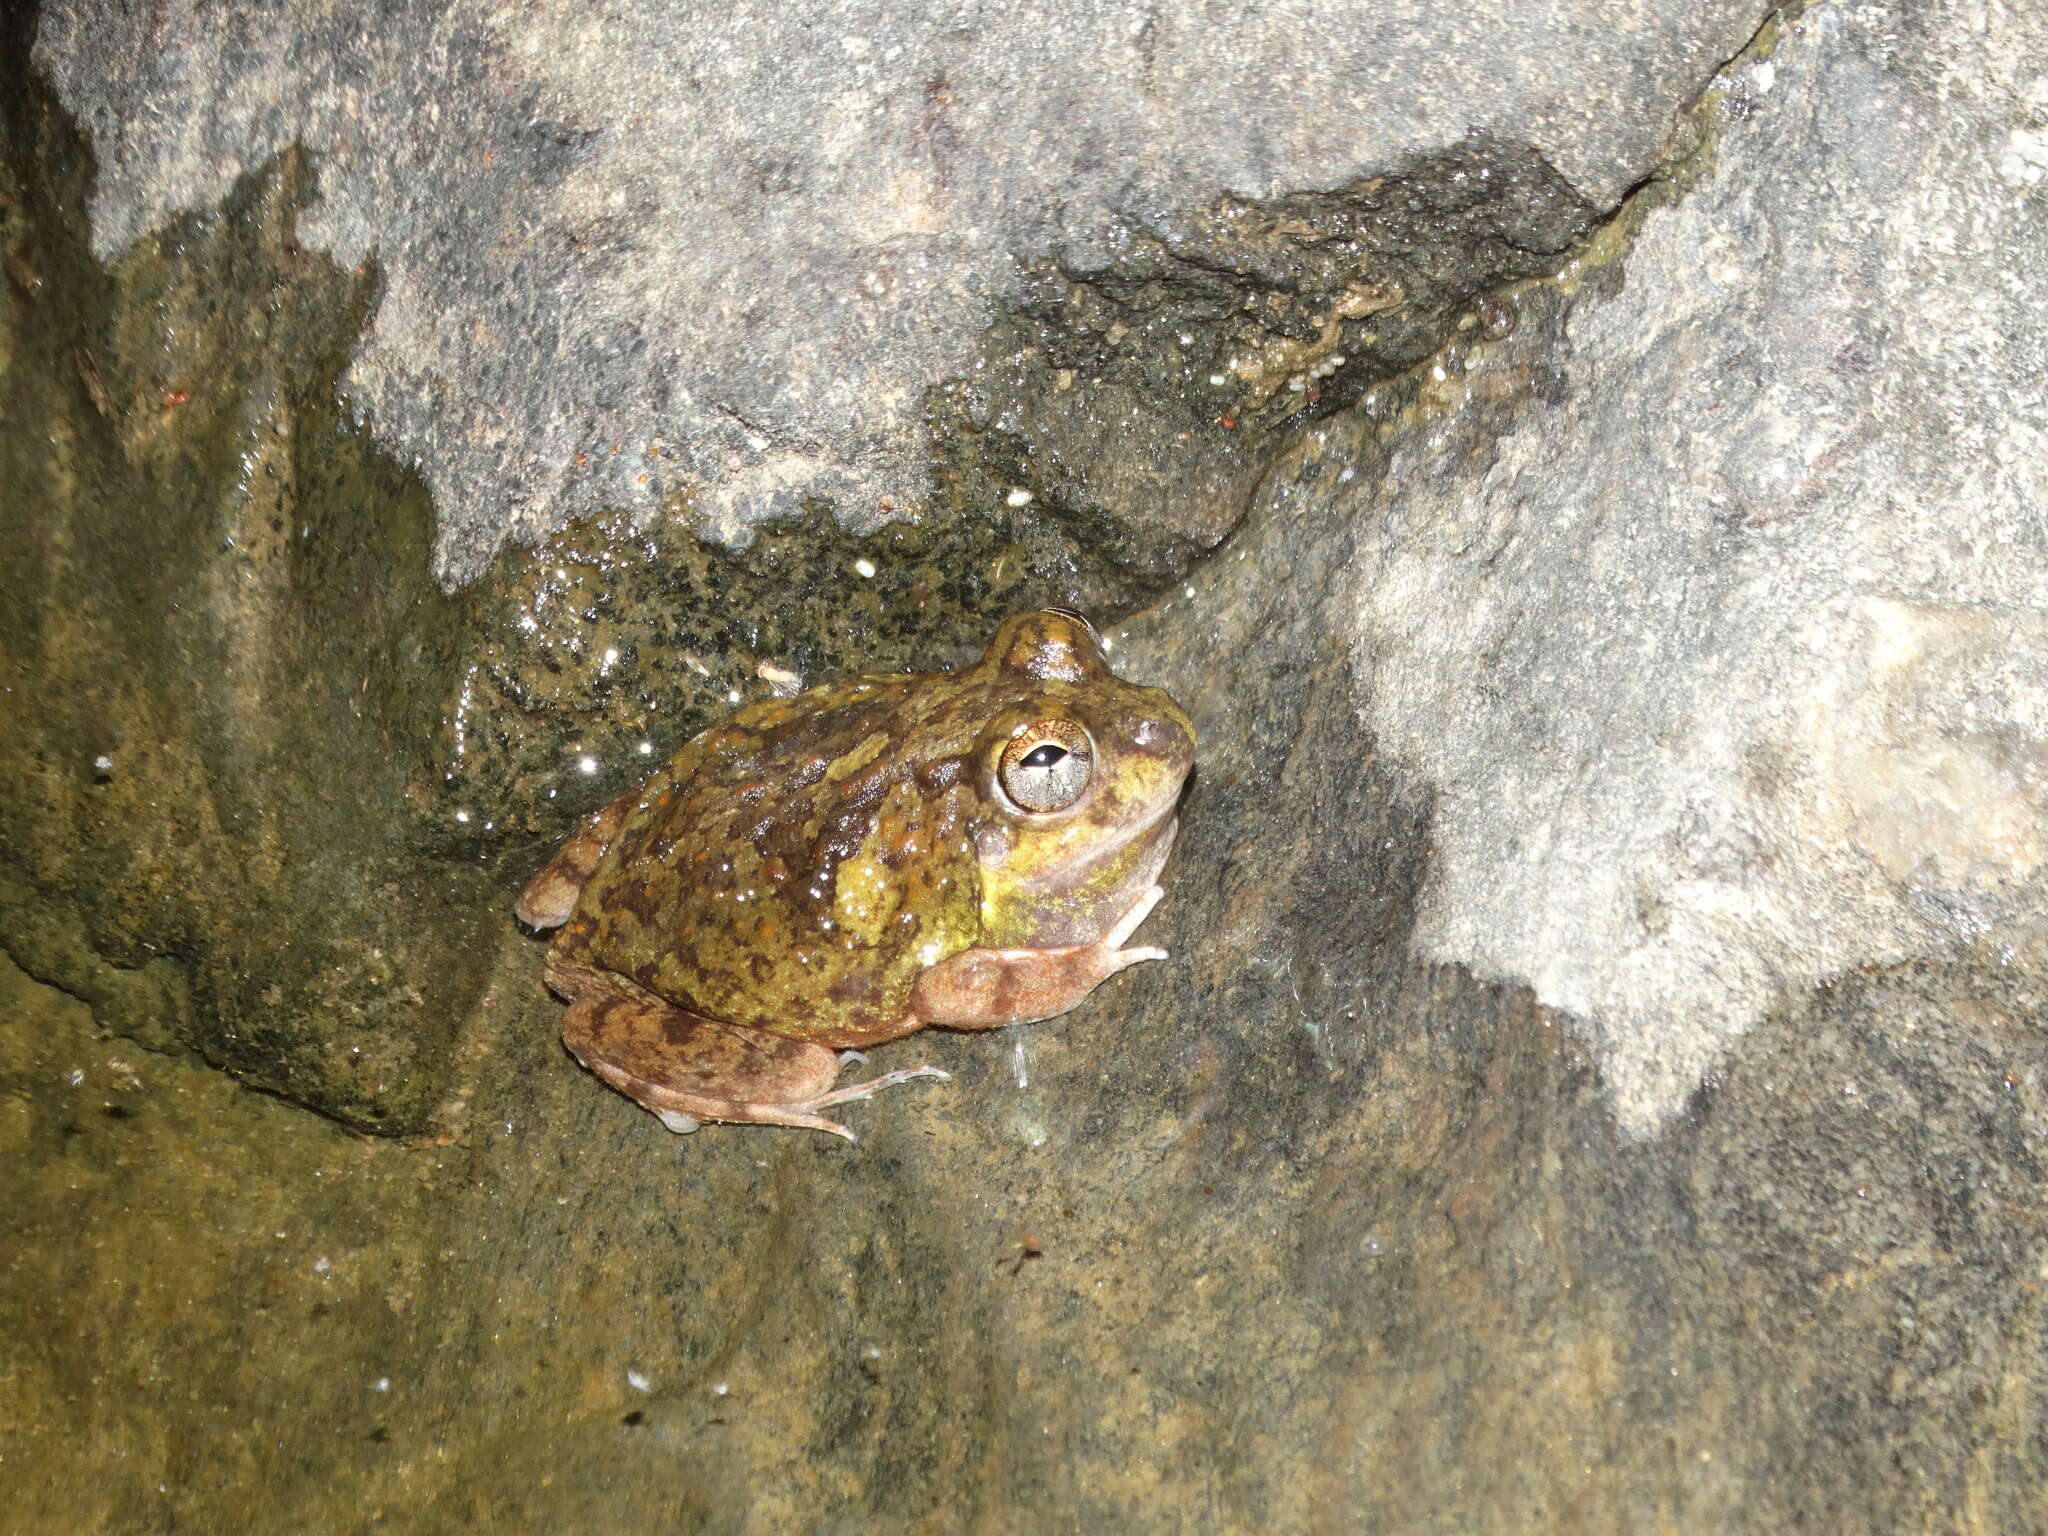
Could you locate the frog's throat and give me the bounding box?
[1016,792,1180,894]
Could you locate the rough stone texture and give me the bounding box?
[0,118,496,1132]
[32,0,1765,582]
[1343,1,2048,1133]
[9,1,2048,1532]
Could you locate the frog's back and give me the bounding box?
[575,674,986,1044]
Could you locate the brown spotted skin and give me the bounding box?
[514,792,638,929]
[519,609,1195,1137]
[545,922,847,1133]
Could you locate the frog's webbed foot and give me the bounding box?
[804,1062,952,1114]
[549,959,946,1140]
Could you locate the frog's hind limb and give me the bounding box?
[545,948,946,1140]
[514,789,642,929]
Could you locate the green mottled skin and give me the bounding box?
[564,611,1193,1050]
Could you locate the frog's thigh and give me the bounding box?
[514,791,637,929]
[554,969,854,1135]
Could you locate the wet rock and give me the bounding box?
[1314,3,2048,1136]
[0,120,493,1133]
[6,0,2048,1530]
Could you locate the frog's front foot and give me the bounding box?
[1099,883,1169,967]
[906,883,1173,1029]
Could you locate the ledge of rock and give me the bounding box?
[34,0,1765,583]
[6,1,2048,1528]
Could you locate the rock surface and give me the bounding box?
[1340,1,2048,1133]
[7,0,2048,1531]
[34,0,1764,581]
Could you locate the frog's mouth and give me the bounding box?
[975,758,1189,948]
[989,805,1179,949]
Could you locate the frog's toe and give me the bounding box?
[804,1063,952,1112]
[1104,884,1167,948]
[755,1108,858,1141]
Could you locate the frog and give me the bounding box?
[516,608,1195,1140]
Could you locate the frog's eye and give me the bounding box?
[998,720,1094,813]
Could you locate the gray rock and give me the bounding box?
[34,0,1766,582]
[1329,2,2048,1134]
